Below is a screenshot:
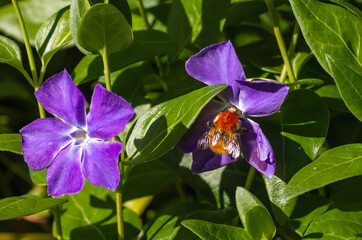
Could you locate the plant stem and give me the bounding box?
[101,48,124,240]
[53,204,63,240]
[82,0,91,10]
[244,167,256,190]
[116,150,125,240]
[280,22,300,83]
[264,0,296,83]
[11,0,38,85]
[136,0,167,91]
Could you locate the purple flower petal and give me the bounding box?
[191,148,238,173]
[20,118,73,171]
[35,70,86,128]
[46,144,84,196]
[82,140,122,191]
[86,84,134,140]
[185,41,246,103]
[237,80,289,117]
[178,100,228,153]
[240,118,275,178]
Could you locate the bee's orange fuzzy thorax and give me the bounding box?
[214,111,239,131]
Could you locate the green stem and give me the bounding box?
[264,0,296,83]
[101,48,124,240]
[116,150,125,240]
[280,22,300,84]
[244,167,256,190]
[38,65,47,85]
[34,87,46,118]
[53,204,63,240]
[11,0,38,84]
[82,0,91,10]
[136,0,167,91]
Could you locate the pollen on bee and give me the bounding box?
[213,109,240,131]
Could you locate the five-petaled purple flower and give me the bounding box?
[20,70,134,196]
[178,41,289,178]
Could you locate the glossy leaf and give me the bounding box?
[35,7,72,68]
[315,84,348,112]
[60,181,142,240]
[180,0,202,42]
[167,0,191,46]
[72,30,178,85]
[287,144,362,199]
[262,89,329,224]
[289,0,362,120]
[0,0,70,43]
[303,208,362,239]
[236,187,276,240]
[0,195,67,220]
[77,3,133,55]
[0,133,22,154]
[126,84,227,164]
[29,169,47,186]
[182,219,252,240]
[146,202,237,240]
[0,36,24,74]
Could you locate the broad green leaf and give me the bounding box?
[315,84,348,112]
[262,90,329,224]
[125,84,227,164]
[287,144,362,199]
[165,152,256,208]
[289,0,362,120]
[303,209,362,239]
[329,176,362,211]
[123,155,178,202]
[0,195,67,220]
[182,219,252,240]
[0,133,22,154]
[146,201,236,240]
[180,0,202,42]
[288,194,329,236]
[0,0,70,43]
[0,36,24,73]
[77,3,133,55]
[72,30,178,85]
[236,187,276,240]
[60,182,142,240]
[35,7,72,68]
[167,0,191,46]
[29,169,47,186]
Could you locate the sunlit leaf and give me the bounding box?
[0,195,67,220]
[126,84,227,164]
[0,133,22,154]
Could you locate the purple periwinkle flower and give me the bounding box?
[20,70,134,196]
[178,41,289,178]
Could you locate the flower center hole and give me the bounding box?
[70,128,88,145]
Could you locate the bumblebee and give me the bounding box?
[197,107,243,159]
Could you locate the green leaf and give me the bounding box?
[182,219,252,240]
[35,7,72,68]
[0,0,70,43]
[0,195,67,220]
[125,84,227,164]
[303,209,362,239]
[146,201,236,240]
[61,181,142,240]
[287,144,362,199]
[236,187,276,240]
[123,155,178,202]
[289,0,362,120]
[0,36,25,74]
[29,169,47,186]
[0,133,22,154]
[77,3,133,55]
[315,84,348,112]
[180,0,202,42]
[262,89,329,224]
[72,30,178,85]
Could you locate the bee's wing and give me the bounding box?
[197,131,210,150]
[226,133,241,159]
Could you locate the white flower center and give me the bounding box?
[70,128,88,146]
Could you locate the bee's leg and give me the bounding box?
[207,121,214,128]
